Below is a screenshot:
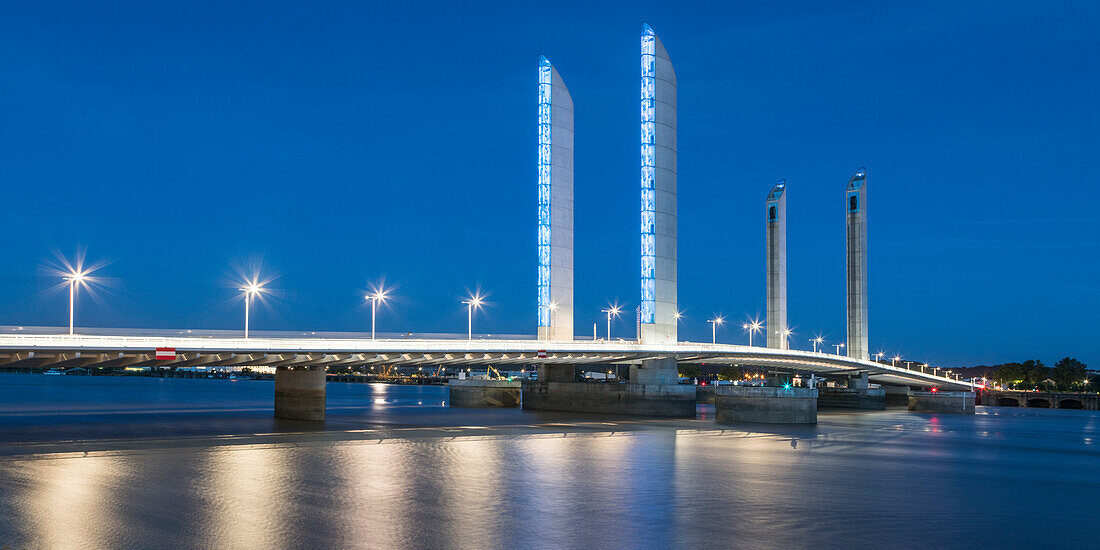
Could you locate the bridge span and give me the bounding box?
[0,330,973,391]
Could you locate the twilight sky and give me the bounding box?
[2,1,1097,368]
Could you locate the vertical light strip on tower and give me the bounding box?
[846,167,868,360]
[537,55,574,341]
[640,28,657,325]
[537,57,553,329]
[766,180,787,350]
[638,22,677,345]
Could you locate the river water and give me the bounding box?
[0,375,1096,549]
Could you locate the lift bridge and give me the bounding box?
[0,329,974,391]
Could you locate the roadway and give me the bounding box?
[0,327,974,390]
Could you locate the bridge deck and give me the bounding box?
[0,330,974,390]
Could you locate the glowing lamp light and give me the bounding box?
[365,286,389,340]
[742,319,764,346]
[462,293,485,340]
[63,267,93,336]
[708,315,725,343]
[601,304,623,340]
[238,278,266,339]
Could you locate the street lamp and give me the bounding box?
[63,269,89,335]
[834,342,846,355]
[742,320,763,347]
[238,280,264,338]
[892,355,901,367]
[874,351,885,363]
[782,328,792,348]
[810,336,824,353]
[462,294,484,340]
[707,316,724,344]
[365,286,388,340]
[601,305,622,341]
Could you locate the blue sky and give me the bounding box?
[1,1,1097,368]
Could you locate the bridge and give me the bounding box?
[1,25,978,422]
[0,329,974,390]
[978,389,1100,410]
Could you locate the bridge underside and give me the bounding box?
[0,345,971,391]
[0,330,975,390]
[0,333,978,421]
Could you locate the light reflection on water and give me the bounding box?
[0,377,1098,548]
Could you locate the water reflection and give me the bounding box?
[201,446,289,548]
[334,441,416,547]
[23,454,118,548]
[1,380,1099,548]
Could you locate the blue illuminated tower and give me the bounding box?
[846,168,868,360]
[537,56,574,341]
[638,22,677,346]
[766,180,787,350]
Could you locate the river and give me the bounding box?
[0,375,1096,548]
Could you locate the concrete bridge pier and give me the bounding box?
[522,358,696,417]
[908,390,975,414]
[449,378,521,408]
[818,371,885,410]
[884,385,910,406]
[766,371,794,387]
[715,386,818,424]
[274,366,326,421]
[630,357,679,386]
[850,372,869,389]
[538,364,576,383]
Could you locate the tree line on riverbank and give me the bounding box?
[982,358,1094,391]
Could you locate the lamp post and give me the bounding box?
[834,343,845,355]
[365,287,387,340]
[742,320,763,347]
[874,351,885,363]
[63,270,87,336]
[782,328,792,348]
[238,281,264,339]
[707,316,724,344]
[462,295,483,340]
[811,336,824,353]
[601,305,622,341]
[892,355,901,367]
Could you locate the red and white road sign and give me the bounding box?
[155,347,176,360]
[536,350,547,359]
